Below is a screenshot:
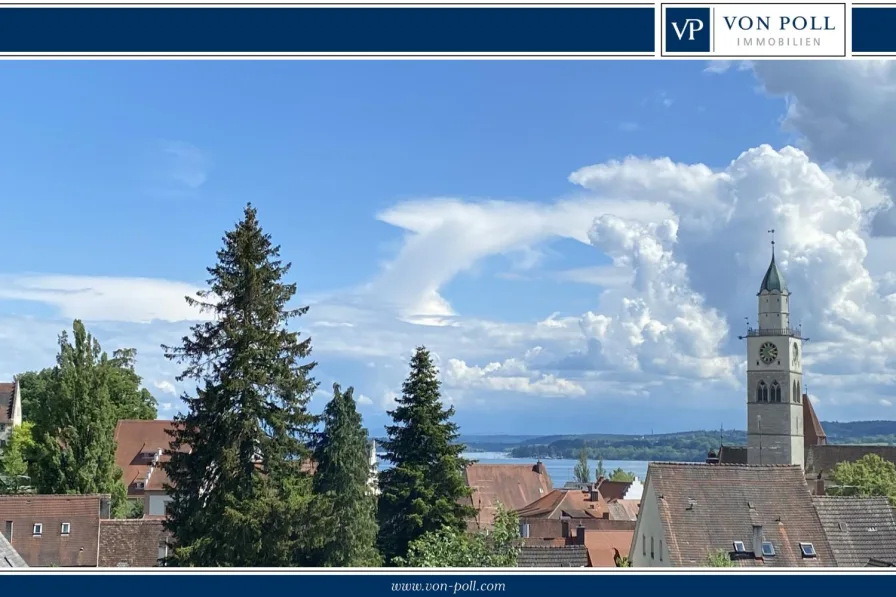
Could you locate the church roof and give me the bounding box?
[759,251,788,294]
[803,395,827,450]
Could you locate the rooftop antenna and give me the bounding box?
[738,316,750,340]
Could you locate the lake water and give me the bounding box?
[378,452,649,488]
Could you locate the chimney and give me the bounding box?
[815,476,826,495]
[519,523,530,538]
[561,519,570,538]
[576,524,586,546]
[99,496,112,519]
[752,524,763,557]
[590,484,600,503]
[535,461,547,475]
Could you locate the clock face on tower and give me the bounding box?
[759,342,778,364]
[792,344,799,366]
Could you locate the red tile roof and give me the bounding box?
[515,487,608,520]
[596,480,631,501]
[0,494,108,567]
[114,420,186,496]
[643,463,835,567]
[803,395,827,449]
[98,519,170,567]
[464,462,552,528]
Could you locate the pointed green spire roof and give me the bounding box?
[759,247,788,294]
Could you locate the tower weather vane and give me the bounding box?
[768,228,775,250]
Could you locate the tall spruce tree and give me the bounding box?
[310,384,381,567]
[162,203,318,567]
[31,320,128,514]
[377,347,474,563]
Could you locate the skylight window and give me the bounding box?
[799,542,817,558]
[733,541,747,553]
[761,541,776,557]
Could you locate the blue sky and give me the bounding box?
[2,60,896,436]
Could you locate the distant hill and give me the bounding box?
[455,420,896,462]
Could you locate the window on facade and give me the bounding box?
[650,536,655,559]
[659,539,663,561]
[4,521,12,541]
[771,381,782,402]
[797,381,801,402]
[793,381,798,402]
[32,523,42,536]
[158,540,169,562]
[60,522,71,535]
[757,381,768,402]
[642,534,646,556]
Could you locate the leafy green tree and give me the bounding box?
[596,455,606,480]
[30,321,129,516]
[609,468,635,482]
[310,384,381,567]
[614,554,631,567]
[107,349,158,420]
[0,421,36,493]
[378,347,475,563]
[826,453,896,506]
[162,203,319,567]
[703,548,734,567]
[19,350,156,424]
[16,369,53,422]
[395,506,521,567]
[573,447,591,484]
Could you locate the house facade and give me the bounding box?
[0,494,111,567]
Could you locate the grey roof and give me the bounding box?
[812,496,896,567]
[644,463,835,567]
[0,533,28,568]
[806,445,896,476]
[518,545,589,567]
[759,252,788,294]
[717,445,749,465]
[866,558,896,567]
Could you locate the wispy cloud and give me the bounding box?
[163,141,212,189]
[153,380,177,395]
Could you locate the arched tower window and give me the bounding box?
[771,381,782,403]
[757,381,768,402]
[796,381,801,403]
[793,380,798,403]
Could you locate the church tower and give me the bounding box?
[746,234,804,467]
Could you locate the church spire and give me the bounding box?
[759,229,788,294]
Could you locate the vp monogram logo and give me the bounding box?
[671,18,704,41]
[665,7,711,53]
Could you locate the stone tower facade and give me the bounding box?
[746,243,804,467]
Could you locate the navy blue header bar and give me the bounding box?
[853,6,896,53]
[0,6,655,54]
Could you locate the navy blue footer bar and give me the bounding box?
[4,572,896,593]
[0,6,655,54]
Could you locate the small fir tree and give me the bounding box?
[377,347,475,563]
[310,384,381,567]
